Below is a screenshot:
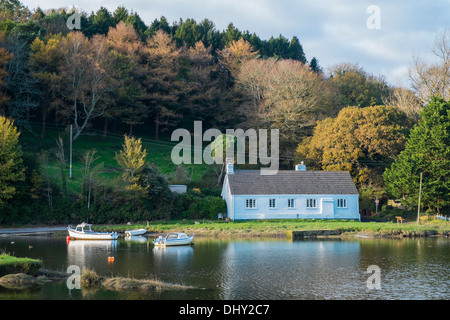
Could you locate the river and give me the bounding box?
[0,235,448,300]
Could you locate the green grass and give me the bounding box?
[0,254,44,276]
[21,128,215,195]
[97,219,450,238]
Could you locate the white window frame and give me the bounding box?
[288,198,295,209]
[306,198,317,208]
[269,198,276,209]
[246,198,257,209]
[337,198,347,208]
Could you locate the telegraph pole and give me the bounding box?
[69,125,73,179]
[417,172,422,224]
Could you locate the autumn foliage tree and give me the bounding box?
[115,135,148,191]
[0,32,13,114]
[217,37,259,80]
[105,21,147,136]
[29,33,63,138]
[0,116,25,208]
[54,32,117,141]
[295,105,411,187]
[142,30,182,139]
[238,58,340,159]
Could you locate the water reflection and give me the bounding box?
[217,240,362,299]
[124,236,148,243]
[0,236,448,300]
[67,240,118,270]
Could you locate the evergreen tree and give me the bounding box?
[309,57,322,74]
[89,7,115,35]
[383,97,450,212]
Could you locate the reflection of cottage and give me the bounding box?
[169,185,187,194]
[221,162,360,221]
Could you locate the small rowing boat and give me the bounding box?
[125,228,147,237]
[153,232,194,247]
[68,222,118,240]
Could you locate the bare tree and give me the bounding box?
[57,32,116,141]
[409,30,450,103]
[383,86,423,121]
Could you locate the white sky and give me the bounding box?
[20,0,450,87]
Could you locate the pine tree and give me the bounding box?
[383,97,450,212]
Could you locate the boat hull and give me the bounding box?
[153,237,194,247]
[68,229,118,240]
[125,229,147,237]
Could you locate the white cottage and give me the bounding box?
[221,163,360,221]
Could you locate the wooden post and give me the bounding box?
[417,172,422,224]
[69,125,73,179]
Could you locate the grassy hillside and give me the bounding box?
[20,127,217,195]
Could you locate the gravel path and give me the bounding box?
[0,226,67,235]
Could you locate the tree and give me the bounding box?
[88,7,115,35]
[296,105,411,187]
[142,30,182,139]
[0,116,25,208]
[383,97,450,212]
[56,32,117,140]
[29,33,63,138]
[309,57,322,74]
[115,135,148,191]
[0,32,13,113]
[217,37,259,80]
[238,58,340,160]
[0,0,31,23]
[409,30,450,104]
[2,33,40,130]
[182,41,231,126]
[105,21,146,136]
[384,86,423,122]
[328,62,391,108]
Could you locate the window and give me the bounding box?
[337,199,347,208]
[269,199,276,208]
[288,199,295,208]
[246,199,257,209]
[306,199,317,208]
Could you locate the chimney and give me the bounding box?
[226,158,234,174]
[295,161,306,171]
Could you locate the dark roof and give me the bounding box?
[227,170,358,195]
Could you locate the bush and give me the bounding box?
[182,195,226,220]
[81,268,100,287]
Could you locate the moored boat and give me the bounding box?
[153,232,194,247]
[125,228,147,237]
[68,222,118,240]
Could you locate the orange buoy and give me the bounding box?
[108,256,114,262]
[66,236,71,243]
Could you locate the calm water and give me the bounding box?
[0,235,448,300]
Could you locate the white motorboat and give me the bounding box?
[68,222,118,240]
[125,228,147,237]
[152,232,194,247]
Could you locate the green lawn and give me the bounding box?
[21,128,216,195]
[0,254,44,276]
[98,219,450,238]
